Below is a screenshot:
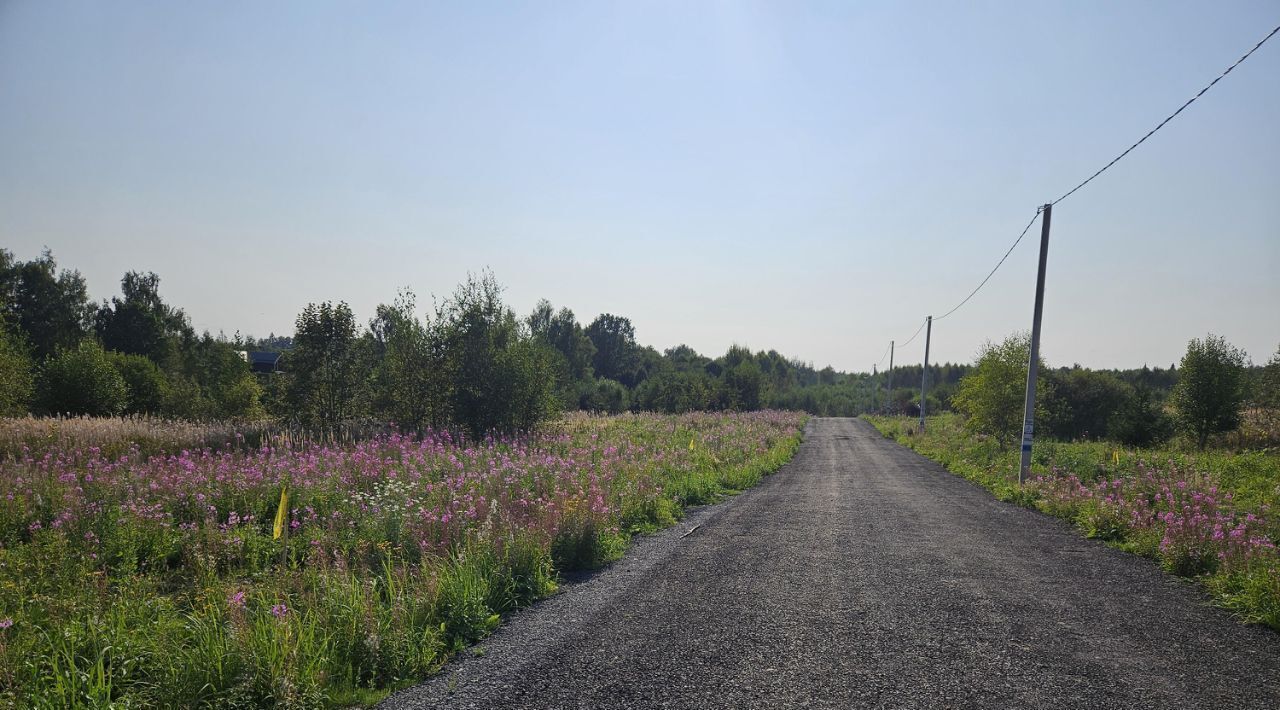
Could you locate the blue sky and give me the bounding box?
[2,1,1277,371]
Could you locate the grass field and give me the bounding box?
[0,411,805,708]
[866,413,1280,631]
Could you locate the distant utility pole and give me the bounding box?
[919,316,932,432]
[1019,204,1053,484]
[886,341,894,414]
[872,364,878,411]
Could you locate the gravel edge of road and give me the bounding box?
[378,425,810,709]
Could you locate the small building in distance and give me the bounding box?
[238,351,283,374]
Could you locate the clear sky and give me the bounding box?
[2,1,1277,371]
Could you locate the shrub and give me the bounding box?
[0,322,34,416]
[36,340,128,416]
[1108,386,1174,447]
[952,333,1047,449]
[110,351,169,414]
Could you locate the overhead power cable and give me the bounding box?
[877,342,892,367]
[898,318,928,349]
[933,209,1044,322]
[1051,23,1280,206]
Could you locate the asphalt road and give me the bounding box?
[383,417,1280,709]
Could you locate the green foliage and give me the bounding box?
[632,370,716,413]
[1041,367,1131,441]
[287,302,365,429]
[868,413,1280,626]
[1171,334,1248,449]
[585,314,640,386]
[370,291,448,430]
[0,318,34,416]
[951,333,1045,450]
[720,355,764,411]
[109,351,169,415]
[37,340,129,417]
[1108,385,1174,448]
[527,300,595,382]
[435,273,558,438]
[95,271,192,367]
[1256,344,1280,438]
[0,248,94,360]
[579,378,629,414]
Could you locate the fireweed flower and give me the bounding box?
[270,604,288,618]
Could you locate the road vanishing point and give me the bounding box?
[384,418,1280,710]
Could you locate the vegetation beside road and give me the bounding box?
[0,411,805,708]
[867,412,1279,630]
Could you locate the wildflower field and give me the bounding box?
[868,413,1280,631]
[0,411,806,708]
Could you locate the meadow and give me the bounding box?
[0,411,806,708]
[867,413,1280,630]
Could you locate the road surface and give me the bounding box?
[384,417,1280,709]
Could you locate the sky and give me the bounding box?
[1,1,1277,372]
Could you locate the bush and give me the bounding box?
[110,351,169,414]
[579,378,629,414]
[952,333,1047,450]
[37,340,128,416]
[0,322,34,415]
[1108,386,1175,447]
[1041,367,1131,441]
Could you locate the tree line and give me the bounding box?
[4,248,1274,445]
[0,251,889,436]
[952,332,1280,450]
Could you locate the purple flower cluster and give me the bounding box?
[1,411,805,573]
[1031,460,1276,575]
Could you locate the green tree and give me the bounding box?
[438,273,557,438]
[585,314,639,386]
[1257,344,1280,409]
[952,333,1047,450]
[95,271,192,367]
[37,340,128,416]
[0,249,94,360]
[1041,367,1133,441]
[1171,334,1247,450]
[527,300,596,409]
[287,302,365,428]
[371,291,449,429]
[580,378,629,414]
[109,351,170,414]
[1108,385,1174,448]
[0,317,34,415]
[721,357,764,411]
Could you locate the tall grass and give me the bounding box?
[0,411,805,708]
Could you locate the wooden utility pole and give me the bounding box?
[1019,204,1053,484]
[886,341,894,414]
[919,316,932,432]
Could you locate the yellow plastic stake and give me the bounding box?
[273,486,289,540]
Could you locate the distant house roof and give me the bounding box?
[248,351,282,373]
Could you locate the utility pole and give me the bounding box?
[872,364,878,411]
[919,316,932,432]
[886,341,894,414]
[1019,204,1053,484]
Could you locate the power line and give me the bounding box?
[933,208,1044,322]
[874,24,1278,365]
[1051,23,1280,206]
[877,342,892,367]
[898,318,927,349]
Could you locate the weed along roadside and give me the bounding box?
[866,413,1280,631]
[0,411,806,707]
